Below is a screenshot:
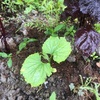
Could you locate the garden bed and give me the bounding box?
[0,0,100,100]
[0,25,99,100]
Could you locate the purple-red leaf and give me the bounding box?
[61,0,100,23]
[61,0,100,57]
[79,0,100,21]
[75,26,100,57]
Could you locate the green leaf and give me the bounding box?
[18,38,37,52]
[45,28,54,35]
[7,58,12,68]
[0,52,8,58]
[15,0,23,5]
[21,53,54,87]
[94,23,100,33]
[24,5,34,14]
[8,53,12,58]
[69,83,75,91]
[43,53,50,62]
[42,36,72,63]
[49,92,56,100]
[24,0,34,3]
[19,42,27,51]
[27,38,37,43]
[54,24,65,32]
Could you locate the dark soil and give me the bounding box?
[0,14,100,100]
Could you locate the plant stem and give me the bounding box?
[0,17,10,53]
[49,55,53,63]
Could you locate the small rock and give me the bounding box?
[2,96,8,100]
[7,90,16,100]
[7,97,15,100]
[45,92,49,98]
[0,62,5,71]
[17,96,23,100]
[22,29,28,36]
[48,77,54,82]
[38,98,42,100]
[67,55,76,62]
[14,35,23,44]
[6,37,16,48]
[96,43,100,56]
[96,62,100,68]
[44,81,48,88]
[31,10,38,16]
[0,38,5,49]
[29,96,35,100]
[1,74,7,83]
[20,22,29,36]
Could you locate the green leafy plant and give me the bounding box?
[1,0,23,13]
[79,75,100,100]
[21,53,55,87]
[24,5,35,14]
[49,91,56,100]
[69,82,84,96]
[23,0,40,14]
[24,0,66,15]
[44,23,65,36]
[45,20,76,37]
[0,52,12,68]
[64,25,76,37]
[21,36,72,87]
[69,75,100,99]
[3,0,66,34]
[90,52,99,60]
[18,38,37,53]
[19,0,66,31]
[42,36,71,63]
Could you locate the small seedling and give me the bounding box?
[90,52,99,60]
[69,75,100,99]
[49,91,56,100]
[21,36,72,87]
[0,52,12,68]
[45,19,76,37]
[44,23,65,36]
[69,83,75,91]
[64,25,76,37]
[79,75,100,100]
[17,38,37,53]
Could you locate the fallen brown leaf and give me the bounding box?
[96,62,100,68]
